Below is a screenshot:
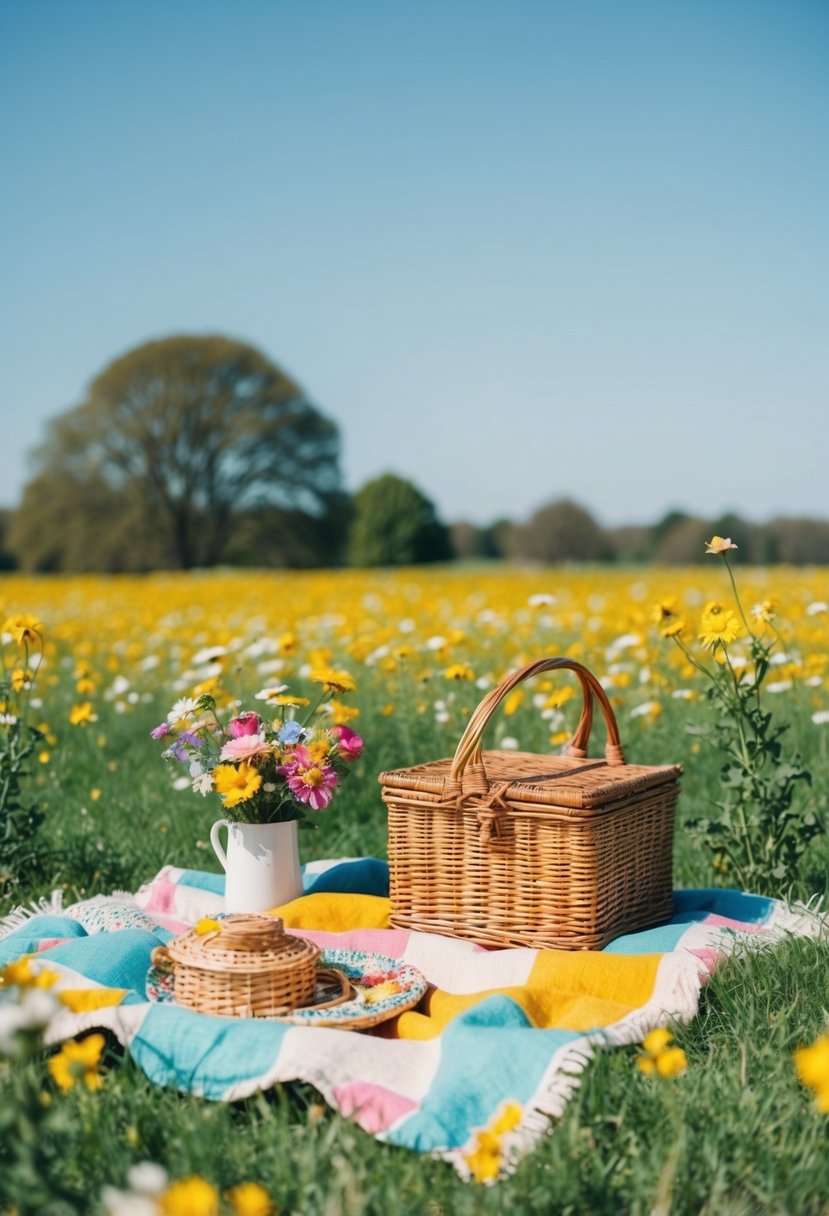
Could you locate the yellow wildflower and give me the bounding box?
[699,602,741,650]
[75,676,96,695]
[463,1101,522,1184]
[543,686,574,710]
[38,750,51,764]
[637,1027,687,1078]
[11,668,32,693]
[225,1182,274,1216]
[652,598,681,624]
[69,702,97,726]
[159,1176,220,1216]
[213,763,262,809]
[660,618,686,639]
[381,703,395,717]
[444,663,474,681]
[277,632,297,655]
[48,1034,106,1092]
[2,613,44,646]
[705,536,738,554]
[270,694,310,708]
[1,957,59,989]
[305,739,331,764]
[794,1033,829,1112]
[90,788,102,802]
[502,690,524,716]
[326,699,360,722]
[311,667,356,694]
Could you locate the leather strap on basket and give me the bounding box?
[442,657,626,803]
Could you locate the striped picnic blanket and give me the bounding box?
[0,860,821,1177]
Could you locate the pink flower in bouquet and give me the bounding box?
[219,732,272,762]
[228,711,261,738]
[331,724,364,762]
[285,746,339,810]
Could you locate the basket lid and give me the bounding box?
[379,750,681,811]
[165,914,320,974]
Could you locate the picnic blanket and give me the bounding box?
[1,859,824,1178]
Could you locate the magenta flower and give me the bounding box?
[228,712,261,738]
[286,757,339,810]
[150,723,171,740]
[219,733,272,762]
[331,724,364,762]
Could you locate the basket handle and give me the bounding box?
[443,657,625,800]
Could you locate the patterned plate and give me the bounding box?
[145,947,428,1030]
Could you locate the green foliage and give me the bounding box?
[8,335,344,572]
[665,553,818,895]
[0,627,47,896]
[347,473,451,566]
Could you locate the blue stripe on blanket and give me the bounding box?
[389,995,581,1151]
[304,858,389,897]
[0,916,89,964]
[130,1004,289,1098]
[38,929,162,993]
[673,888,775,922]
[176,858,390,900]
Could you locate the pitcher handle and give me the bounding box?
[210,819,230,871]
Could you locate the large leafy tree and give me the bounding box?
[9,335,344,570]
[347,473,451,566]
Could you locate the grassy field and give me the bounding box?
[2,565,829,1214]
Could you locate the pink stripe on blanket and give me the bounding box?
[140,874,179,915]
[333,1080,418,1133]
[288,927,411,956]
[37,937,73,952]
[703,914,765,934]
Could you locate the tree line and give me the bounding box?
[2,334,827,571]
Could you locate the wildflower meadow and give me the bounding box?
[2,561,829,1214]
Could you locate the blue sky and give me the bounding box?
[2,0,827,526]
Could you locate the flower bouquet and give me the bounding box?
[150,674,364,827]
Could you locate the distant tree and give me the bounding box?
[347,474,451,566]
[766,517,829,564]
[650,508,692,553]
[608,525,651,563]
[449,521,483,560]
[513,498,611,563]
[8,335,343,571]
[0,510,17,571]
[653,516,708,563]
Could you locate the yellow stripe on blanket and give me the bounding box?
[270,893,391,932]
[387,951,662,1039]
[59,988,130,1013]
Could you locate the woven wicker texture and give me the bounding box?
[381,657,681,951]
[152,914,320,1018]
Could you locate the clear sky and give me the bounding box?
[2,0,827,527]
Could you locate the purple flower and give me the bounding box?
[150,723,171,740]
[178,731,203,748]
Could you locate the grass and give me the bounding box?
[2,565,829,1213]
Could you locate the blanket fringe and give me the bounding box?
[0,889,65,941]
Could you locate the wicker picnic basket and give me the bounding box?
[380,658,681,951]
[151,914,326,1018]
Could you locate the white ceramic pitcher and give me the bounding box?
[209,819,303,913]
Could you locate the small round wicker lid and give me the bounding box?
[165,914,320,975]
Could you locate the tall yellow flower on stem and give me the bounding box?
[2,614,44,647]
[698,602,742,650]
